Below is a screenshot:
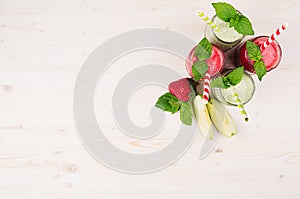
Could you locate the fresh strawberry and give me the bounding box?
[168,78,193,102]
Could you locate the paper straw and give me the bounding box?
[202,73,211,104]
[261,23,288,51]
[233,92,249,122]
[197,11,220,32]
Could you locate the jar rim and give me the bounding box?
[210,15,245,45]
[216,71,255,106]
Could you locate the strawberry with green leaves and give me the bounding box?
[155,78,196,126]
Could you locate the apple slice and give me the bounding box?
[193,95,213,140]
[207,98,238,137]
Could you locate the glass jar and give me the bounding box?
[185,44,225,78]
[211,71,255,106]
[235,36,282,73]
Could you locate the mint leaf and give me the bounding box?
[195,37,212,61]
[234,16,254,35]
[180,102,192,126]
[246,41,267,81]
[212,2,255,36]
[211,67,244,89]
[155,92,180,114]
[192,60,208,81]
[229,14,240,28]
[212,2,236,22]
[210,77,229,89]
[226,66,244,86]
[246,41,262,61]
[223,77,232,88]
[169,100,182,109]
[254,60,267,81]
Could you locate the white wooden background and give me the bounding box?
[1,0,300,198]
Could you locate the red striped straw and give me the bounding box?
[202,73,211,104]
[261,23,288,51]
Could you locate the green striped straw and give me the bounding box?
[233,92,249,122]
[197,11,220,32]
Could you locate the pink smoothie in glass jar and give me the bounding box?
[185,45,225,77]
[237,36,282,73]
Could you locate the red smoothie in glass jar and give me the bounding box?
[185,45,225,77]
[237,36,282,73]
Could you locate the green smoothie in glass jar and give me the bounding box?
[211,68,255,106]
[205,2,255,51]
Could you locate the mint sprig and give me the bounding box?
[192,37,211,80]
[212,2,254,35]
[210,66,244,89]
[226,66,244,85]
[155,92,181,114]
[155,92,193,126]
[246,41,266,81]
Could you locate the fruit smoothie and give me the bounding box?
[205,16,244,51]
[211,72,255,106]
[185,45,225,78]
[236,36,282,73]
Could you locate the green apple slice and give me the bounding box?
[207,98,238,137]
[193,95,213,140]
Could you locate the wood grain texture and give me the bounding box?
[1,0,300,198]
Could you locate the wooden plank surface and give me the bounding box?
[0,0,300,198]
